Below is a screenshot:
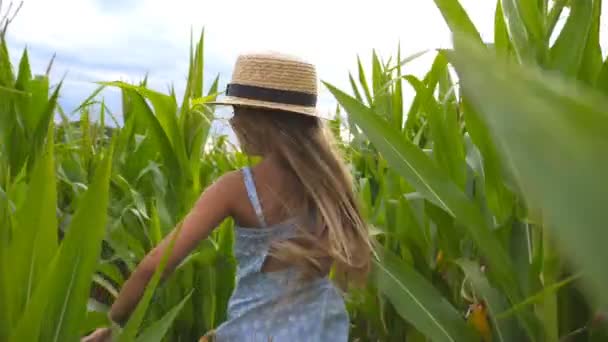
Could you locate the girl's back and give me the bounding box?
[209,165,349,341]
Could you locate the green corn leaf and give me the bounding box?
[124,89,181,182]
[193,29,205,99]
[214,221,236,323]
[100,82,188,175]
[180,28,205,125]
[496,273,581,320]
[191,93,222,107]
[461,99,514,225]
[432,0,484,46]
[117,221,186,342]
[0,206,11,340]
[372,50,383,97]
[80,108,92,166]
[348,73,363,102]
[0,36,15,85]
[10,142,113,342]
[597,57,608,95]
[14,49,31,92]
[450,32,608,306]
[386,49,430,73]
[403,75,425,140]
[71,84,106,114]
[135,291,193,342]
[185,106,214,203]
[180,28,195,118]
[546,0,567,39]
[207,74,220,98]
[188,74,219,177]
[149,204,163,246]
[548,0,593,77]
[578,0,603,85]
[23,76,51,137]
[501,0,535,62]
[3,123,56,339]
[328,80,451,212]
[373,246,477,342]
[515,0,545,52]
[391,44,404,129]
[29,81,61,163]
[540,231,560,342]
[424,53,466,189]
[357,55,373,106]
[372,50,391,119]
[42,145,113,342]
[10,122,57,320]
[0,84,28,95]
[324,81,539,337]
[8,258,59,342]
[494,1,512,54]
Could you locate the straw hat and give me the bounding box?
[210,52,318,116]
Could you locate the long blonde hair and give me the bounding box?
[230,107,371,288]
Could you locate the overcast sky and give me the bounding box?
[5,0,608,128]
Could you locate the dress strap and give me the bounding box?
[242,167,267,227]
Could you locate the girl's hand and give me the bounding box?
[82,327,112,342]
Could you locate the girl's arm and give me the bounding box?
[108,171,240,325]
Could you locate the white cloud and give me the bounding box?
[5,0,608,118]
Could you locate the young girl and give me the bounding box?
[84,52,371,342]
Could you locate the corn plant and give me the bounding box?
[82,32,249,341]
[0,34,115,339]
[0,13,240,339]
[328,0,608,341]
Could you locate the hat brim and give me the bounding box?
[208,96,318,117]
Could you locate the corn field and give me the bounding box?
[1,0,608,341]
